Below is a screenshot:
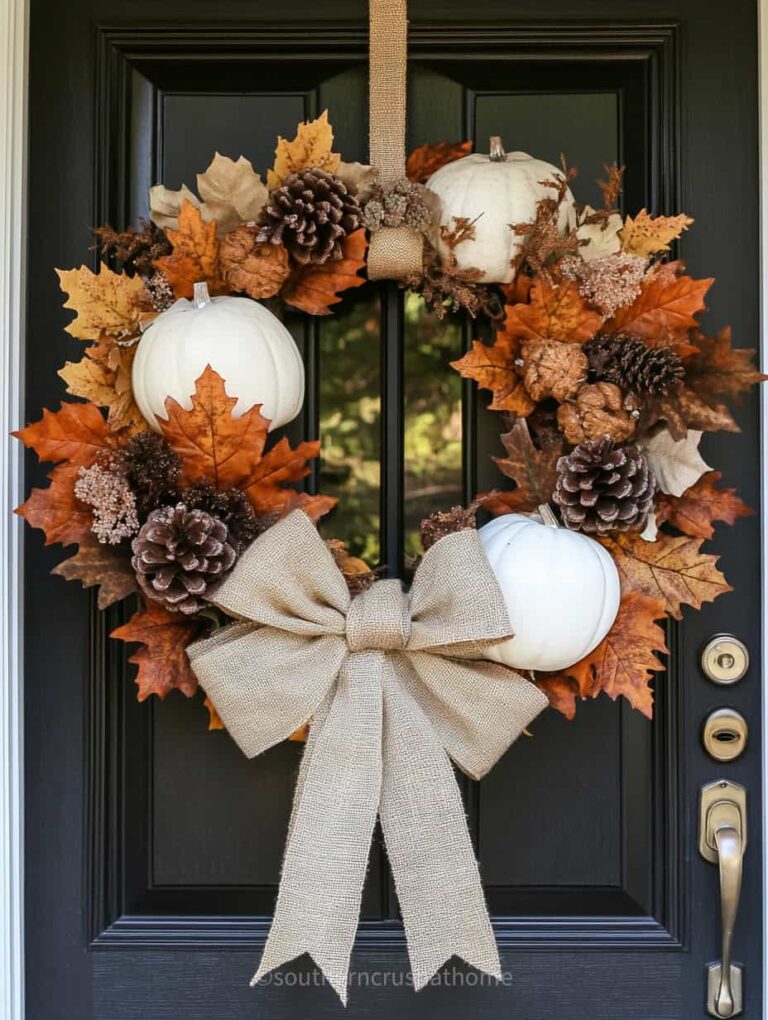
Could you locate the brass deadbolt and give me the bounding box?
[701,636,749,685]
[702,708,748,762]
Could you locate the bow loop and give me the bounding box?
[346,579,411,652]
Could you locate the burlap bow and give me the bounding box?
[188,510,548,1003]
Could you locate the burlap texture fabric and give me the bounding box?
[367,0,424,280]
[187,510,548,1003]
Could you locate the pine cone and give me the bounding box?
[557,382,639,445]
[220,225,291,298]
[522,340,588,402]
[132,504,237,615]
[553,438,656,535]
[256,168,362,265]
[584,334,684,397]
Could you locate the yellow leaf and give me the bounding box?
[59,341,147,434]
[620,209,694,257]
[56,265,149,341]
[267,110,340,189]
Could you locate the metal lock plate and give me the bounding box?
[701,636,749,685]
[702,709,748,762]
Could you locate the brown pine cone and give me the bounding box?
[584,334,684,397]
[220,225,291,298]
[557,382,639,445]
[522,340,588,402]
[132,504,237,615]
[553,438,656,535]
[256,168,362,265]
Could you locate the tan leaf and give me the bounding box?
[267,110,340,190]
[56,265,149,341]
[621,209,694,257]
[58,342,147,435]
[336,161,377,199]
[52,535,138,609]
[281,228,368,315]
[599,530,732,620]
[149,183,203,232]
[655,471,754,540]
[111,601,203,701]
[153,200,224,299]
[639,428,711,497]
[196,152,268,231]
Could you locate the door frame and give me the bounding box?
[0,2,766,1017]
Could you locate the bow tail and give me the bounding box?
[252,654,383,1005]
[379,666,501,991]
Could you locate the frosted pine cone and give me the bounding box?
[257,168,362,265]
[132,504,237,615]
[553,438,656,535]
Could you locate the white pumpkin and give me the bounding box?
[132,282,305,431]
[426,137,576,283]
[479,507,620,672]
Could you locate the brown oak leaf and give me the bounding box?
[267,110,340,190]
[482,419,563,514]
[500,281,603,345]
[655,471,754,540]
[160,366,335,522]
[686,327,767,407]
[599,530,732,620]
[281,228,368,315]
[52,535,138,609]
[539,592,668,719]
[154,200,224,299]
[606,273,713,341]
[620,210,694,258]
[451,338,535,416]
[649,385,739,441]
[406,140,473,183]
[111,600,203,701]
[56,265,150,340]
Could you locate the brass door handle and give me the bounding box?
[699,781,747,1018]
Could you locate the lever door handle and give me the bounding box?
[699,780,747,1018]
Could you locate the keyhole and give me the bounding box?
[714,730,738,743]
[717,652,736,670]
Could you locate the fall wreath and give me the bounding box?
[17,112,763,723]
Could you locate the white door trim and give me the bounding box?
[0,0,27,1016]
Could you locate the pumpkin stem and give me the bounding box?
[489,136,506,162]
[193,281,212,309]
[538,504,560,528]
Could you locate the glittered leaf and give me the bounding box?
[655,471,754,540]
[53,535,137,609]
[281,228,368,315]
[606,274,713,340]
[483,419,562,513]
[500,281,603,345]
[154,200,224,299]
[56,265,149,341]
[543,593,668,719]
[267,111,340,190]
[451,338,535,416]
[111,601,203,701]
[599,530,732,620]
[160,366,335,522]
[620,209,694,257]
[406,140,473,183]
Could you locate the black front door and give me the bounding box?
[25,1,763,1017]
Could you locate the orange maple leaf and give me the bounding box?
[154,200,224,299]
[159,366,335,523]
[606,273,713,341]
[599,530,732,620]
[406,140,473,183]
[111,600,203,701]
[451,339,535,416]
[15,462,94,547]
[655,471,754,540]
[499,280,603,346]
[539,592,668,720]
[281,229,368,315]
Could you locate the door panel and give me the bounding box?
[25,3,762,1018]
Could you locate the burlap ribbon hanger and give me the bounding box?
[366,0,424,280]
[188,511,548,1003]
